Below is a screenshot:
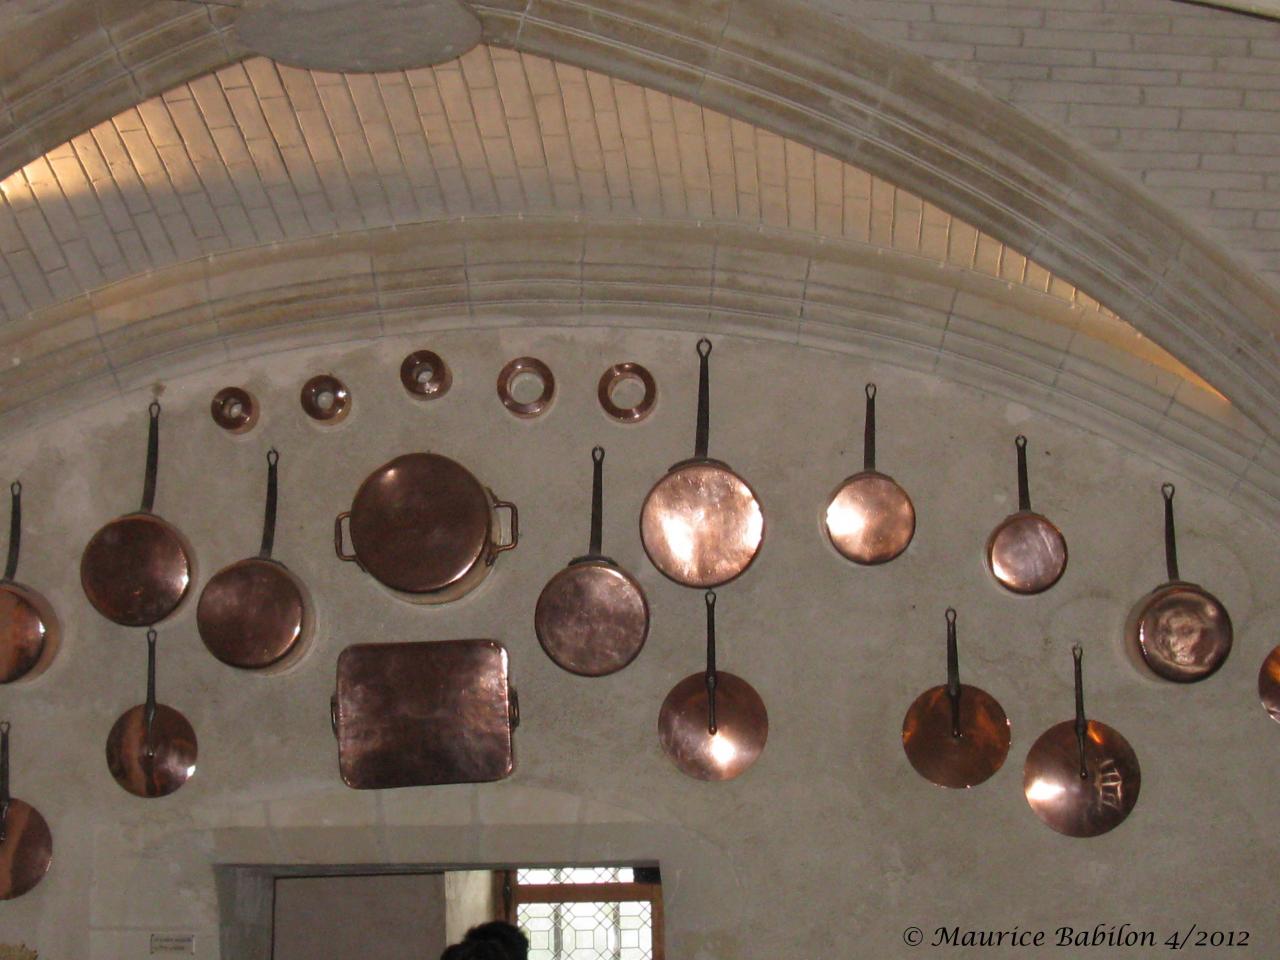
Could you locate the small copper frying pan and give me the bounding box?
[105,629,197,798]
[197,450,313,671]
[986,435,1067,594]
[1126,483,1231,682]
[1259,645,1280,724]
[640,339,765,588]
[535,447,649,676]
[658,591,767,781]
[82,402,194,626]
[824,384,915,565]
[1,483,61,683]
[0,722,52,900]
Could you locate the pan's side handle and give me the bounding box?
[334,512,357,562]
[508,686,520,731]
[330,693,340,738]
[491,497,519,558]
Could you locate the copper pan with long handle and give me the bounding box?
[0,721,52,899]
[0,482,61,683]
[986,435,1067,595]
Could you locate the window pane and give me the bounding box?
[517,901,652,960]
[516,867,634,885]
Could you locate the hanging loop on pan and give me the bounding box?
[1015,435,1031,512]
[141,401,161,513]
[4,482,20,583]
[694,338,712,459]
[863,384,877,472]
[1162,483,1179,581]
[259,449,280,560]
[588,446,605,558]
[945,608,961,739]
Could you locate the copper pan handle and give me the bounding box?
[4,481,20,582]
[330,694,339,738]
[508,686,520,730]
[334,512,357,562]
[491,498,519,556]
[0,720,10,844]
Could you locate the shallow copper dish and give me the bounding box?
[1024,646,1139,838]
[497,357,555,418]
[0,722,52,900]
[536,447,649,676]
[1126,483,1231,682]
[824,384,915,565]
[987,435,1067,595]
[198,450,312,671]
[0,483,60,684]
[301,374,350,423]
[81,401,194,627]
[336,453,517,603]
[658,591,767,781]
[211,386,258,434]
[598,362,657,423]
[902,609,1009,789]
[401,350,451,400]
[640,339,764,588]
[332,639,518,789]
[105,630,197,799]
[1259,645,1280,724]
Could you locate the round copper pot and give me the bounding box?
[598,362,657,423]
[1,483,60,684]
[210,387,258,434]
[986,436,1066,595]
[0,722,53,900]
[301,374,351,423]
[336,453,518,603]
[1258,645,1280,724]
[400,350,451,400]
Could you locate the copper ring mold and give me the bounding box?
[210,387,259,434]
[300,374,351,424]
[497,357,555,418]
[400,350,452,400]
[597,362,657,423]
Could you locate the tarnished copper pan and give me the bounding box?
[824,384,915,565]
[401,350,451,400]
[497,357,555,418]
[0,722,52,900]
[902,609,1009,789]
[640,339,764,588]
[336,453,518,603]
[1,483,61,684]
[658,591,767,781]
[598,362,657,423]
[211,386,258,434]
[1126,483,1231,683]
[105,630,197,799]
[986,435,1067,595]
[301,374,350,423]
[1259,645,1280,724]
[536,447,649,676]
[1024,646,1139,838]
[332,639,518,789]
[198,450,313,671]
[81,402,194,627]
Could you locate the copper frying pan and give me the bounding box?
[105,629,197,798]
[658,591,767,781]
[1259,645,1280,724]
[640,339,764,588]
[1126,483,1231,683]
[198,449,313,671]
[902,608,1010,789]
[1,483,61,683]
[0,722,52,900]
[535,447,649,676]
[82,402,194,626]
[1024,645,1140,838]
[986,435,1067,595]
[824,384,915,565]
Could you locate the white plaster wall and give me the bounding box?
[0,325,1277,959]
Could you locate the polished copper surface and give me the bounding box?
[197,559,310,670]
[1126,581,1232,683]
[1259,645,1280,724]
[824,471,916,565]
[497,356,555,418]
[902,684,1010,789]
[0,798,52,900]
[105,703,197,798]
[535,561,649,676]
[300,374,351,423]
[598,362,657,423]
[640,460,765,588]
[81,514,193,626]
[0,583,59,684]
[400,350,452,400]
[658,671,768,781]
[338,453,517,602]
[1023,719,1140,837]
[210,387,258,433]
[333,639,516,789]
[987,512,1068,595]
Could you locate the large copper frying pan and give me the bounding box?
[824,384,915,565]
[986,435,1067,595]
[105,630,197,798]
[658,591,767,781]
[1126,483,1231,682]
[640,339,764,588]
[0,722,52,900]
[535,447,649,676]
[82,402,194,626]
[0,483,61,684]
[198,450,313,671]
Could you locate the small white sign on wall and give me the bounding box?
[149,934,195,955]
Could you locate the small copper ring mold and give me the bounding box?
[598,362,657,423]
[400,350,452,400]
[211,387,258,433]
[497,357,555,419]
[300,374,351,424]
